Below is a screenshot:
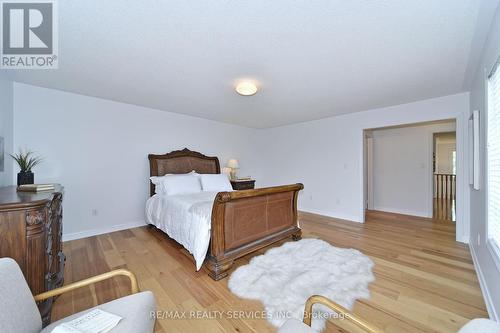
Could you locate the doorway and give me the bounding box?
[364,120,457,219]
[363,117,469,242]
[433,132,456,222]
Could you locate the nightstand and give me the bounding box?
[230,179,255,190]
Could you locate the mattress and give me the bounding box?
[145,191,217,270]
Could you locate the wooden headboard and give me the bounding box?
[148,148,220,196]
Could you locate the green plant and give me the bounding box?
[10,149,43,172]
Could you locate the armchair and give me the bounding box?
[279,295,500,333]
[278,295,381,333]
[0,257,155,333]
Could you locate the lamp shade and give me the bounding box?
[227,159,239,169]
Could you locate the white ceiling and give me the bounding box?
[6,0,495,128]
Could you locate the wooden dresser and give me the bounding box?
[0,185,65,326]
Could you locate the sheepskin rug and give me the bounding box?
[228,238,375,332]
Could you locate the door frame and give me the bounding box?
[361,113,470,243]
[364,132,374,211]
[429,131,457,218]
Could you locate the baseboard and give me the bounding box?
[470,243,499,321]
[298,208,362,223]
[62,220,147,242]
[372,206,430,218]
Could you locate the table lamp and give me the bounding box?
[227,159,239,180]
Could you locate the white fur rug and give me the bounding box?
[228,238,375,332]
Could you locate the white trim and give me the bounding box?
[372,206,430,218]
[472,110,481,190]
[299,208,362,223]
[470,243,499,321]
[455,110,471,243]
[359,129,367,223]
[366,136,374,210]
[62,220,147,242]
[427,132,434,219]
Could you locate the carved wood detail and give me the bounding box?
[148,148,220,196]
[0,185,65,327]
[26,209,45,226]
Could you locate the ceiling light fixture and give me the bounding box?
[235,81,258,96]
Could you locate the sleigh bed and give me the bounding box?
[147,148,303,280]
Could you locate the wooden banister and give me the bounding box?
[434,174,456,199]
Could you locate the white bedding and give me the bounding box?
[145,191,217,270]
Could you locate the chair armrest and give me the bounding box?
[303,295,381,333]
[33,269,138,302]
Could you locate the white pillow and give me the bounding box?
[200,174,232,192]
[152,174,201,195]
[150,171,198,194]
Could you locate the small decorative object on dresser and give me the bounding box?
[0,184,64,327]
[230,178,255,190]
[10,148,43,186]
[18,183,56,192]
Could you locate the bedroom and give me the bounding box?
[0,1,500,332]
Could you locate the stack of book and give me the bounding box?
[234,177,252,181]
[18,184,55,192]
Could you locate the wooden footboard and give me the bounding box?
[204,183,304,280]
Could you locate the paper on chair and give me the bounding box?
[51,309,122,333]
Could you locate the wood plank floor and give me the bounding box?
[51,210,487,333]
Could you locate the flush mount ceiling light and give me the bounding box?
[235,81,258,96]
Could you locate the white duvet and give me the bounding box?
[145,192,217,270]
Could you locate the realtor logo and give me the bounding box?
[1,0,58,69]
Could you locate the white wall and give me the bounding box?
[13,83,261,240]
[371,121,456,218]
[258,92,470,241]
[0,75,13,186]
[468,2,500,321]
[12,84,472,239]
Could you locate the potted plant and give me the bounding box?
[10,149,43,186]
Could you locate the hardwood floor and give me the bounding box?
[51,210,487,333]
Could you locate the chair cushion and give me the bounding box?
[278,318,315,333]
[42,291,156,333]
[458,318,500,333]
[0,257,43,333]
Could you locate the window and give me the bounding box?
[488,58,500,254]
